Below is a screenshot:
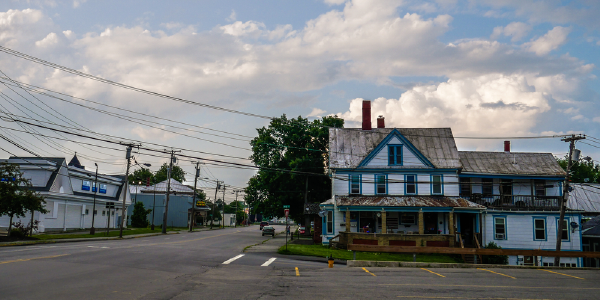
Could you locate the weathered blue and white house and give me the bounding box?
[320,100,583,267]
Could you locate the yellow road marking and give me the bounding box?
[538,269,584,280]
[295,267,300,276]
[380,284,600,290]
[397,297,552,299]
[420,268,445,278]
[0,254,70,265]
[362,267,376,276]
[477,268,516,279]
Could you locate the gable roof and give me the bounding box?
[582,216,600,237]
[68,154,84,169]
[329,128,461,169]
[458,151,566,177]
[7,157,66,192]
[140,178,194,195]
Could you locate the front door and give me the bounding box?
[424,213,438,234]
[459,214,475,247]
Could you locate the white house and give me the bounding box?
[0,155,131,233]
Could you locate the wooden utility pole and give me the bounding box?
[211,181,221,229]
[554,134,585,266]
[162,149,179,234]
[189,162,201,232]
[222,184,227,228]
[119,145,133,238]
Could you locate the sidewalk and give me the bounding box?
[0,226,223,247]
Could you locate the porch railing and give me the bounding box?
[461,194,560,209]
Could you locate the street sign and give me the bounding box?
[284,209,289,218]
[283,205,290,209]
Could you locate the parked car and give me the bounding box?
[299,226,306,234]
[262,226,275,237]
[259,221,269,230]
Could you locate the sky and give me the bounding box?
[0,0,599,203]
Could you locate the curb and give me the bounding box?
[0,231,181,247]
[347,260,600,270]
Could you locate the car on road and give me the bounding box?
[259,221,269,230]
[262,226,275,237]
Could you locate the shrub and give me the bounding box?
[130,202,151,228]
[483,241,509,265]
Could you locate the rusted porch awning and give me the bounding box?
[336,196,485,209]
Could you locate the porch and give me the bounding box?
[462,194,561,209]
[339,231,455,247]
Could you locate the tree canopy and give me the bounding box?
[244,114,344,221]
[154,163,186,183]
[557,156,600,183]
[129,167,154,185]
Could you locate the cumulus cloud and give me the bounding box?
[491,22,531,42]
[337,74,552,136]
[73,0,87,8]
[307,108,327,117]
[323,0,347,5]
[220,20,264,37]
[226,9,237,22]
[524,26,571,55]
[35,32,58,47]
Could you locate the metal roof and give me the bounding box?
[458,151,566,176]
[329,128,461,169]
[568,183,600,213]
[582,216,600,236]
[332,196,485,209]
[138,178,195,195]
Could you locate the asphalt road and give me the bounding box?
[0,225,599,299]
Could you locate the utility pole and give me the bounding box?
[554,134,585,266]
[222,184,227,228]
[189,162,201,232]
[233,190,241,228]
[90,163,98,235]
[151,180,156,230]
[119,145,133,238]
[211,181,221,229]
[162,150,178,234]
[304,176,309,235]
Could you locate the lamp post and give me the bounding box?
[90,163,98,235]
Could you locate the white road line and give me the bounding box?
[261,257,277,267]
[222,254,245,265]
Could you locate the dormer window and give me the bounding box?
[388,145,403,166]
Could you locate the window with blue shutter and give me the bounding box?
[388,145,403,166]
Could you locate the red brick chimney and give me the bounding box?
[504,141,510,153]
[362,100,372,130]
[377,115,385,128]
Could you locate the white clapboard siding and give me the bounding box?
[444,174,459,196]
[365,137,427,168]
[482,213,581,251]
[388,174,404,195]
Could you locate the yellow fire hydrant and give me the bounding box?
[328,258,334,268]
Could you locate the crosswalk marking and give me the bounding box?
[222,254,245,264]
[261,257,277,266]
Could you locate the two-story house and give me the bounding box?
[320,100,583,267]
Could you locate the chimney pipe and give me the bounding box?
[377,115,385,128]
[504,141,510,153]
[362,100,372,130]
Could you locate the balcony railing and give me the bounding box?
[461,194,561,209]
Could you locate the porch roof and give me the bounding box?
[330,196,485,209]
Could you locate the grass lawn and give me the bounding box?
[34,227,181,240]
[278,244,462,263]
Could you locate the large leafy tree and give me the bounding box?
[557,156,600,183]
[0,163,48,236]
[129,167,154,185]
[244,114,344,221]
[153,163,186,183]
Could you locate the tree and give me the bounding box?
[129,167,154,185]
[0,162,48,237]
[557,156,600,183]
[130,202,152,228]
[482,241,508,265]
[153,163,186,183]
[244,114,344,221]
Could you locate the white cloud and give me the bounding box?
[35,32,58,47]
[338,74,552,136]
[593,117,600,123]
[62,30,75,39]
[220,20,264,37]
[160,22,184,30]
[226,9,237,22]
[490,22,531,42]
[307,108,327,117]
[73,0,87,8]
[524,26,571,56]
[323,0,347,5]
[131,126,176,141]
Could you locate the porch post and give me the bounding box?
[418,209,424,235]
[382,210,387,234]
[345,209,351,232]
[449,210,455,236]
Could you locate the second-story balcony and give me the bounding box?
[460,193,561,209]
